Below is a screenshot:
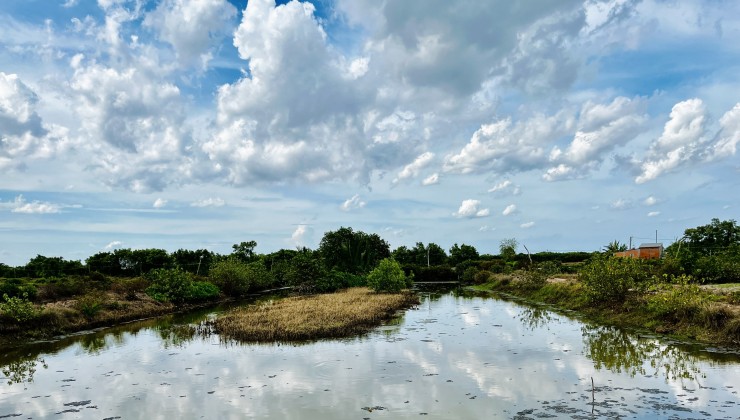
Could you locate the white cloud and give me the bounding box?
[190,197,225,207]
[340,194,366,211]
[290,224,313,248]
[643,196,658,206]
[479,225,495,232]
[635,99,707,184]
[393,152,434,184]
[454,199,489,218]
[647,211,660,217]
[62,0,79,8]
[502,204,517,216]
[104,240,123,251]
[421,173,439,186]
[544,96,647,181]
[444,112,573,175]
[610,198,632,210]
[143,0,237,68]
[8,195,61,214]
[153,198,168,208]
[488,180,512,193]
[520,221,535,229]
[710,103,740,160]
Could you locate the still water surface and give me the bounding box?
[1,289,739,419]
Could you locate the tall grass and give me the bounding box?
[212,287,419,342]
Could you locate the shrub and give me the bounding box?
[461,267,479,284]
[284,252,327,290]
[520,267,548,289]
[186,281,220,301]
[0,279,38,301]
[645,283,708,321]
[209,258,273,297]
[473,270,493,284]
[146,268,193,303]
[367,258,411,293]
[0,292,39,323]
[579,255,653,303]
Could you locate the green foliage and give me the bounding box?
[579,255,653,303]
[367,258,411,293]
[186,281,220,301]
[314,270,366,293]
[520,264,549,289]
[403,264,456,282]
[499,238,518,262]
[319,227,391,274]
[461,266,478,284]
[645,280,708,321]
[473,270,493,284]
[683,218,740,255]
[23,255,85,278]
[449,243,479,266]
[0,278,38,300]
[602,240,628,255]
[146,268,194,303]
[172,248,215,275]
[209,258,273,297]
[392,243,447,266]
[231,240,258,263]
[284,250,327,291]
[0,292,39,323]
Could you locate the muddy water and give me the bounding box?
[1,290,739,419]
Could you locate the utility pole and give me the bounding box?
[427,245,430,267]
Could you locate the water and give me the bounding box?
[1,289,739,419]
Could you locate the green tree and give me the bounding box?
[209,258,273,296]
[171,249,215,275]
[318,227,390,274]
[449,243,479,266]
[499,238,518,262]
[284,250,327,290]
[602,240,628,256]
[231,241,258,263]
[366,258,411,293]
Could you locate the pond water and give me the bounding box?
[1,289,739,419]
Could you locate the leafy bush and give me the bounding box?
[404,265,456,282]
[314,270,366,293]
[0,278,37,301]
[146,268,193,303]
[461,266,478,284]
[209,258,273,296]
[473,270,493,284]
[520,267,548,289]
[186,281,220,301]
[284,252,326,290]
[579,255,653,303]
[367,258,411,293]
[645,282,707,321]
[0,293,39,323]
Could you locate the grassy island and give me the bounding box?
[211,287,419,342]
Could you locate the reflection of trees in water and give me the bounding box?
[80,334,109,354]
[156,323,198,349]
[582,325,704,383]
[2,356,47,387]
[517,306,555,330]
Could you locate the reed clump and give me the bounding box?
[212,287,419,342]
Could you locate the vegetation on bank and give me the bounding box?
[1,218,739,344]
[211,287,419,342]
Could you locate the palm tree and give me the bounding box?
[603,240,628,255]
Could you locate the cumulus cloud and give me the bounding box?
[454,199,489,218]
[502,204,517,216]
[544,96,647,181]
[190,197,225,207]
[709,103,740,160]
[488,180,512,193]
[340,194,366,211]
[444,112,573,175]
[635,99,707,184]
[421,173,439,186]
[144,0,237,68]
[153,198,168,208]
[393,152,434,184]
[7,195,61,214]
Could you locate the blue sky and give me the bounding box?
[1,0,739,266]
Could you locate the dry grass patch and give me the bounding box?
[212,287,419,342]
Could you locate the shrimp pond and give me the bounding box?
[1,287,739,419]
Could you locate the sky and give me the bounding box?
[1,0,739,266]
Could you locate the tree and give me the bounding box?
[232,241,258,263]
[499,238,518,262]
[366,258,411,293]
[683,218,740,255]
[318,227,390,274]
[602,240,628,255]
[449,243,479,266]
[171,249,215,275]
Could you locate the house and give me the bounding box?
[614,243,663,259]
